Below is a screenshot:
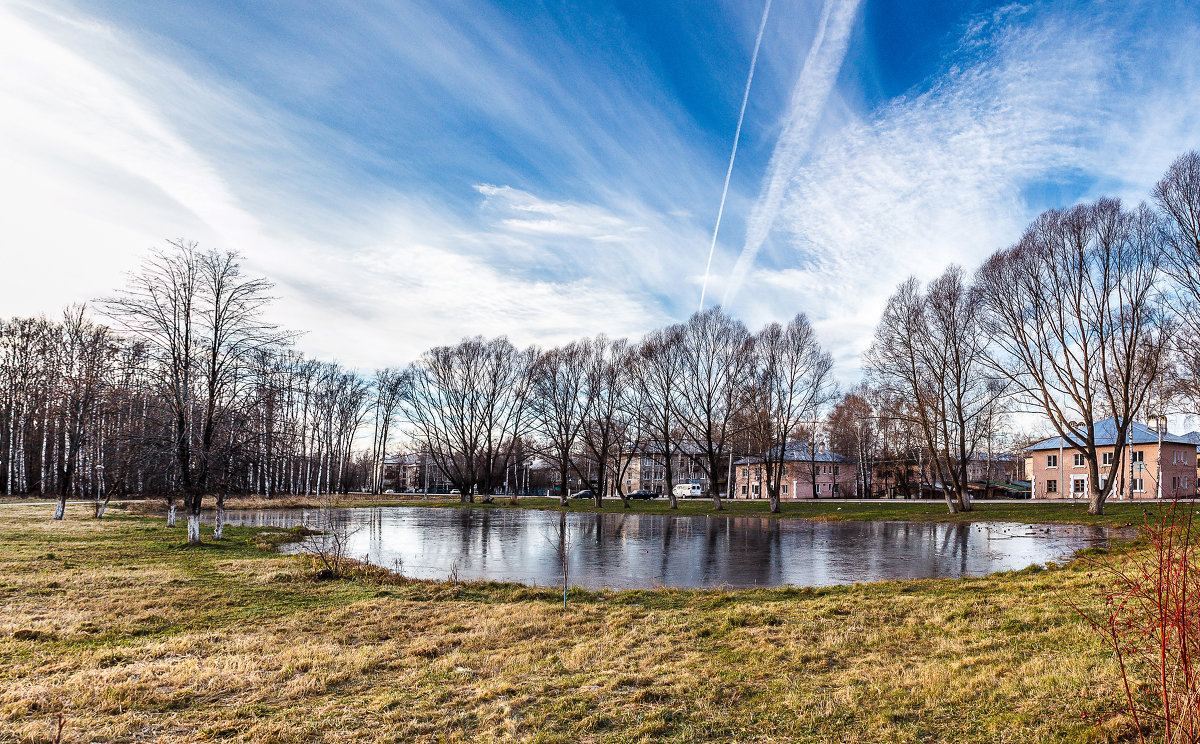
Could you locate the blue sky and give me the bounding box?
[2,0,1198,382]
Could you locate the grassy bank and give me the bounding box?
[0,504,1143,743]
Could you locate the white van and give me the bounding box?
[672,483,703,498]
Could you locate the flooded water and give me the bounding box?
[220,506,1127,590]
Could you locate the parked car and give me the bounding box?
[672,483,703,498]
[626,490,658,500]
[571,489,594,499]
[449,489,461,496]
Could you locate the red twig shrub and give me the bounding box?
[1072,501,1200,743]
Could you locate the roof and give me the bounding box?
[1027,418,1196,451]
[735,441,850,466]
[626,439,708,456]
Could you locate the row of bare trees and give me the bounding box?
[0,243,380,542]
[399,308,835,513]
[5,151,1196,527]
[864,151,1200,515]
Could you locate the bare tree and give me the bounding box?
[866,267,1005,513]
[1154,151,1200,415]
[104,241,284,543]
[54,307,113,519]
[633,325,686,509]
[748,314,834,514]
[402,337,533,503]
[827,387,877,497]
[368,368,406,494]
[531,342,593,507]
[577,337,634,508]
[976,199,1167,515]
[678,307,754,510]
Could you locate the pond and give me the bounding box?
[220,506,1127,590]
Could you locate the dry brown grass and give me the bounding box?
[0,505,1139,743]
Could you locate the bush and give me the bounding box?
[1072,501,1200,743]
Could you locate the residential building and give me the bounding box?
[612,440,711,496]
[1026,418,1197,500]
[733,442,856,499]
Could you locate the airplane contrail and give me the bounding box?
[721,0,864,308]
[698,0,773,312]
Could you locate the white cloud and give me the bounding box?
[0,1,678,369]
[722,0,865,306]
[721,2,1200,381]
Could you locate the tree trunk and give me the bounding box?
[167,502,177,527]
[214,491,225,540]
[53,495,66,520]
[667,492,678,510]
[187,513,201,544]
[1089,489,1105,516]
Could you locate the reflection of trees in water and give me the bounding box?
[219,507,1120,589]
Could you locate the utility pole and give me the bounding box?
[1157,414,1164,500]
[726,449,734,500]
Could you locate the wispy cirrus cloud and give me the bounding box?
[714,1,1200,377]
[721,0,865,307]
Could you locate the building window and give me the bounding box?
[1132,450,1145,463]
[1099,475,1109,491]
[832,483,840,495]
[1046,479,1058,493]
[1047,454,1058,467]
[1132,477,1145,492]
[1074,453,1085,467]
[1072,477,1086,494]
[741,485,747,495]
[834,465,840,476]
[1173,477,1180,492]
[781,466,788,477]
[782,484,789,495]
[1102,451,1114,466]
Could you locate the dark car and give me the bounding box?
[626,490,658,500]
[571,489,594,499]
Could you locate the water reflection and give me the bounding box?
[219,507,1125,590]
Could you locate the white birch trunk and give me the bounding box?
[187,514,200,543]
[53,498,65,520]
[168,503,177,527]
[39,406,48,496]
[214,506,225,540]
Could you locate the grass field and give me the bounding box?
[0,503,1155,743]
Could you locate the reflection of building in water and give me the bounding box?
[733,442,856,499]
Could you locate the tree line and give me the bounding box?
[1,151,1197,537]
